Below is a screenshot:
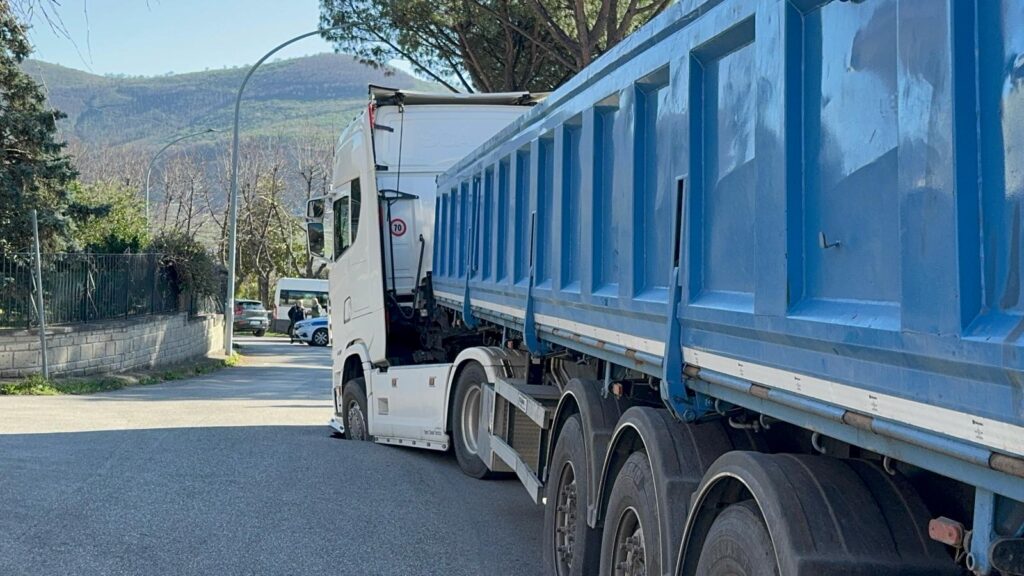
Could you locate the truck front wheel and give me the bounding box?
[600,451,660,576]
[544,414,600,576]
[341,378,369,441]
[451,362,492,479]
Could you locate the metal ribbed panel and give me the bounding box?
[511,409,542,473]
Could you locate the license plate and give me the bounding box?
[250,321,261,326]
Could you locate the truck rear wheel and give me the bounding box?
[341,378,369,441]
[600,451,660,576]
[544,414,600,576]
[694,500,778,576]
[451,362,492,479]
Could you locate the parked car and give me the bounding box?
[293,316,330,346]
[233,299,269,337]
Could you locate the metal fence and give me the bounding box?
[0,253,181,329]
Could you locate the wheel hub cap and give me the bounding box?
[613,508,646,576]
[348,400,366,440]
[461,385,481,455]
[554,463,578,574]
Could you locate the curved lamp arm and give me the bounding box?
[223,27,343,355]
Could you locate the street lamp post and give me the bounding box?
[145,128,219,225]
[223,27,342,356]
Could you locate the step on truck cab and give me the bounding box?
[312,3,1024,574]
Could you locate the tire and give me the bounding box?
[600,451,660,576]
[312,328,330,347]
[341,378,370,441]
[253,328,266,337]
[544,414,600,576]
[694,500,778,576]
[451,362,492,479]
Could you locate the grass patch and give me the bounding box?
[1,374,61,396]
[0,355,241,396]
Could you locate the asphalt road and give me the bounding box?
[0,337,544,576]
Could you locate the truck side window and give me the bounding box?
[350,178,361,244]
[333,178,362,260]
[334,194,350,259]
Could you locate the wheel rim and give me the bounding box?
[460,384,481,455]
[553,461,578,575]
[314,330,328,345]
[347,399,367,440]
[611,506,646,576]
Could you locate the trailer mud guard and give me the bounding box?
[547,379,623,529]
[596,407,734,573]
[676,451,957,576]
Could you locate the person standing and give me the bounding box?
[310,298,322,319]
[287,302,305,342]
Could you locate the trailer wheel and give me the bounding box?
[341,378,369,441]
[694,500,778,576]
[544,414,600,576]
[451,362,492,478]
[600,451,660,576]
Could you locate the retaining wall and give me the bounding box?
[0,313,224,378]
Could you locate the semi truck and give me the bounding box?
[309,2,1024,575]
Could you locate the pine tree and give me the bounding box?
[0,1,76,252]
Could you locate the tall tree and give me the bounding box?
[158,150,210,239]
[295,129,332,279]
[320,0,570,92]
[70,181,149,253]
[0,1,76,252]
[210,137,308,305]
[319,0,670,92]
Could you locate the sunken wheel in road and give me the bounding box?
[341,377,369,442]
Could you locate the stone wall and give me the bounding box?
[0,313,224,378]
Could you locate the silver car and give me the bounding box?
[233,299,269,337]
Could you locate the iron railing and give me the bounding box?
[0,253,181,329]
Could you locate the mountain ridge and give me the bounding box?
[23,53,435,149]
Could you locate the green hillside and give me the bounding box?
[23,53,435,148]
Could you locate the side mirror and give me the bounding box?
[306,196,332,264]
[307,198,325,220]
[307,221,326,261]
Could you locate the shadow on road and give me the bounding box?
[0,425,542,576]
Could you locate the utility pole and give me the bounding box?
[31,210,49,379]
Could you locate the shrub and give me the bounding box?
[149,231,221,300]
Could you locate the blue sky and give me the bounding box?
[26,0,340,76]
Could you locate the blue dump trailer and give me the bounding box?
[314,0,1024,574]
[425,0,1024,574]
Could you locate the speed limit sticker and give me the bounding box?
[391,218,407,237]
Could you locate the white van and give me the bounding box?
[272,277,329,332]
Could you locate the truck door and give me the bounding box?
[331,177,382,337]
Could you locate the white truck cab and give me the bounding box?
[308,86,537,447]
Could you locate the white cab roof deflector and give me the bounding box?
[368,85,544,107]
